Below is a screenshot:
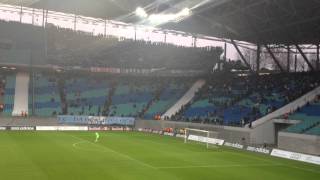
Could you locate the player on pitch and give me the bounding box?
[95,132,100,142]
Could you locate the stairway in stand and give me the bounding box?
[12,72,29,116]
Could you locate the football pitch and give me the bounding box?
[0,131,319,180]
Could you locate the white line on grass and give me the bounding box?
[72,141,108,153]
[69,134,320,173]
[157,163,284,169]
[69,135,156,169]
[71,141,283,171]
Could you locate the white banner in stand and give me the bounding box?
[36,126,88,131]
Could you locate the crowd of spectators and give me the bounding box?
[45,24,223,70]
[170,72,320,127]
[0,20,223,71]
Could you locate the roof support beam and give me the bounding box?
[231,39,253,73]
[224,42,227,61]
[287,45,290,72]
[264,45,285,72]
[242,13,283,73]
[294,53,298,72]
[256,44,261,73]
[317,44,320,71]
[295,44,315,71]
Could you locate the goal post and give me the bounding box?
[184,128,222,149]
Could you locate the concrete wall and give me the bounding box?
[250,119,301,145]
[135,120,251,144]
[278,132,320,156]
[250,119,275,145]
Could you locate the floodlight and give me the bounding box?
[179,8,191,16]
[135,7,148,18]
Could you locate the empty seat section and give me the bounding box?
[285,101,320,134]
[65,77,109,116]
[3,75,15,116]
[110,80,154,117]
[305,124,320,135]
[29,74,62,117]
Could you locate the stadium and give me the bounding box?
[0,0,319,179]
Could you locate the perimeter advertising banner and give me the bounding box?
[88,126,110,131]
[10,126,35,131]
[246,146,270,154]
[0,126,35,131]
[58,115,135,126]
[271,149,320,165]
[188,135,225,145]
[224,142,244,149]
[0,126,8,131]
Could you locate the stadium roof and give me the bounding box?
[0,0,156,19]
[163,0,320,45]
[3,0,320,45]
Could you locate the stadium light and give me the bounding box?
[179,8,191,16]
[135,7,148,18]
[148,14,174,24]
[148,8,191,24]
[135,6,191,25]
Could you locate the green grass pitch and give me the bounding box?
[0,131,319,180]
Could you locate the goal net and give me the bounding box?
[184,128,223,149]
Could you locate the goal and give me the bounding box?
[184,128,222,149]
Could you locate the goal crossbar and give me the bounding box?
[185,128,209,133]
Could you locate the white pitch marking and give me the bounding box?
[70,135,156,169]
[156,163,284,169]
[69,134,320,173]
[72,141,107,153]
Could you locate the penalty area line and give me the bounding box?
[69,135,156,169]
